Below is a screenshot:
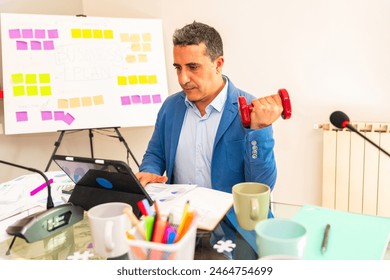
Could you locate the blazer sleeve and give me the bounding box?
[244,125,277,190]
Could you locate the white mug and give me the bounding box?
[87,202,132,258]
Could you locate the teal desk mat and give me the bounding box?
[292,205,390,260]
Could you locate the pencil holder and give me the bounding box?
[126,218,198,260]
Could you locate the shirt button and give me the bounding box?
[251,140,257,146]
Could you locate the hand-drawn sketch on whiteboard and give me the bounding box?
[0,13,168,135]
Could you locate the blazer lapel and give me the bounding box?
[214,81,239,149]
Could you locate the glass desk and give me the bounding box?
[0,203,389,260]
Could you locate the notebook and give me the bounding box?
[53,155,153,218]
[146,183,233,231]
[292,205,390,260]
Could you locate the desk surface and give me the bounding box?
[0,203,389,260]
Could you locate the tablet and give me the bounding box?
[53,155,153,217]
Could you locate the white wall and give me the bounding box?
[1,0,389,206]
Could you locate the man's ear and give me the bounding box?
[215,56,224,73]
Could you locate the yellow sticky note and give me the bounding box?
[82,29,93,38]
[93,95,104,105]
[130,34,140,42]
[11,73,24,84]
[117,76,127,86]
[58,99,69,109]
[128,75,138,84]
[13,86,25,96]
[138,54,148,62]
[126,55,136,63]
[81,96,92,106]
[27,86,38,96]
[25,74,37,84]
[120,33,130,42]
[39,73,50,84]
[40,86,52,96]
[71,29,82,38]
[131,43,141,52]
[93,29,103,39]
[138,75,148,84]
[142,33,152,42]
[103,30,114,39]
[142,43,151,52]
[148,75,158,84]
[69,98,81,108]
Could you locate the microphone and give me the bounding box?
[329,111,390,158]
[0,159,84,245]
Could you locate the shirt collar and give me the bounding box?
[184,76,228,113]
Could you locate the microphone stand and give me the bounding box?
[346,124,390,158]
[0,159,54,209]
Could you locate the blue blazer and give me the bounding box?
[139,78,277,254]
[139,77,277,192]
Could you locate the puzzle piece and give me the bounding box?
[213,239,236,253]
[67,250,94,260]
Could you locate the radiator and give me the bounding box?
[319,122,390,218]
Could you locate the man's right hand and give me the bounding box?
[135,172,168,187]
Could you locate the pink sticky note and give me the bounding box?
[16,111,28,122]
[22,29,33,38]
[121,96,131,105]
[16,41,28,50]
[31,41,42,50]
[47,29,59,39]
[63,113,75,125]
[131,95,141,104]
[9,29,21,39]
[152,94,162,104]
[141,95,151,104]
[54,111,65,120]
[34,29,46,38]
[43,40,54,50]
[41,111,52,121]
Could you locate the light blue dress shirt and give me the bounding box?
[173,80,228,188]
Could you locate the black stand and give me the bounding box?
[45,127,140,171]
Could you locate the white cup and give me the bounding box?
[87,202,132,258]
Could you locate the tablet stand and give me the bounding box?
[45,127,139,171]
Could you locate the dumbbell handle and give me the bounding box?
[238,88,292,128]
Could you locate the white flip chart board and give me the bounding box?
[0,13,168,135]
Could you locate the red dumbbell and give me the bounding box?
[238,88,292,128]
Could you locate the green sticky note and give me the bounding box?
[128,75,138,84]
[82,29,92,38]
[103,29,114,39]
[138,75,148,84]
[148,75,158,84]
[71,29,82,38]
[39,73,50,84]
[11,73,24,84]
[93,29,103,39]
[13,86,25,96]
[25,74,37,84]
[40,86,52,96]
[27,86,38,96]
[117,76,127,86]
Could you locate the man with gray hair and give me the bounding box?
[136,21,283,258]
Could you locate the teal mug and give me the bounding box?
[255,218,307,259]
